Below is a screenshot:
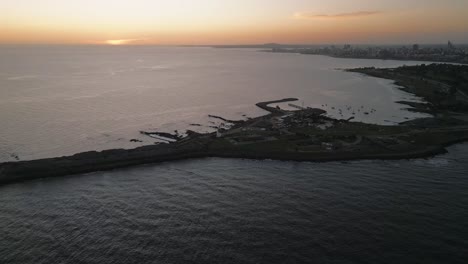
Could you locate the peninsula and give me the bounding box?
[1,64,468,185]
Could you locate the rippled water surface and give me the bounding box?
[1,144,468,264]
[0,46,431,161]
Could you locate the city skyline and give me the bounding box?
[2,0,468,45]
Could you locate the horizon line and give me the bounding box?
[0,42,467,47]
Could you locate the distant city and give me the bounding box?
[269,41,468,64]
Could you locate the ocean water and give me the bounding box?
[0,46,430,162]
[1,46,467,264]
[1,143,467,264]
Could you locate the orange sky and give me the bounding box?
[2,0,468,45]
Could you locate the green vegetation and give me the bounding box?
[395,64,468,93]
[349,64,468,112]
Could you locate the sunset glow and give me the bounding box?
[106,40,126,45]
[2,0,468,45]
[105,39,144,45]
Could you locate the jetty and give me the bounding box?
[2,64,468,185]
[1,97,468,185]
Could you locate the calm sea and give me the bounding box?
[2,46,466,264]
[1,144,467,263]
[0,46,429,162]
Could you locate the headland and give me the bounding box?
[1,64,468,185]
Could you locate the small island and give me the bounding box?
[1,64,468,185]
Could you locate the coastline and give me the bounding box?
[266,48,468,65]
[2,106,468,186]
[302,53,468,65]
[2,130,468,186]
[347,65,468,114]
[2,65,468,186]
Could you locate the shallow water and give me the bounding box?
[0,46,430,161]
[1,143,467,264]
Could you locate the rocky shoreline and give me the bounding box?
[1,127,468,186]
[2,65,468,186]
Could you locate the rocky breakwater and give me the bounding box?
[2,96,468,186]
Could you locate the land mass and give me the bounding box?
[269,42,468,64]
[1,64,468,185]
[348,64,468,114]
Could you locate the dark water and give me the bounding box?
[1,144,468,263]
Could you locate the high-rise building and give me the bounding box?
[448,41,455,50]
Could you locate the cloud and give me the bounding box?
[293,11,381,20]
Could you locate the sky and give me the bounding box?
[1,0,468,45]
